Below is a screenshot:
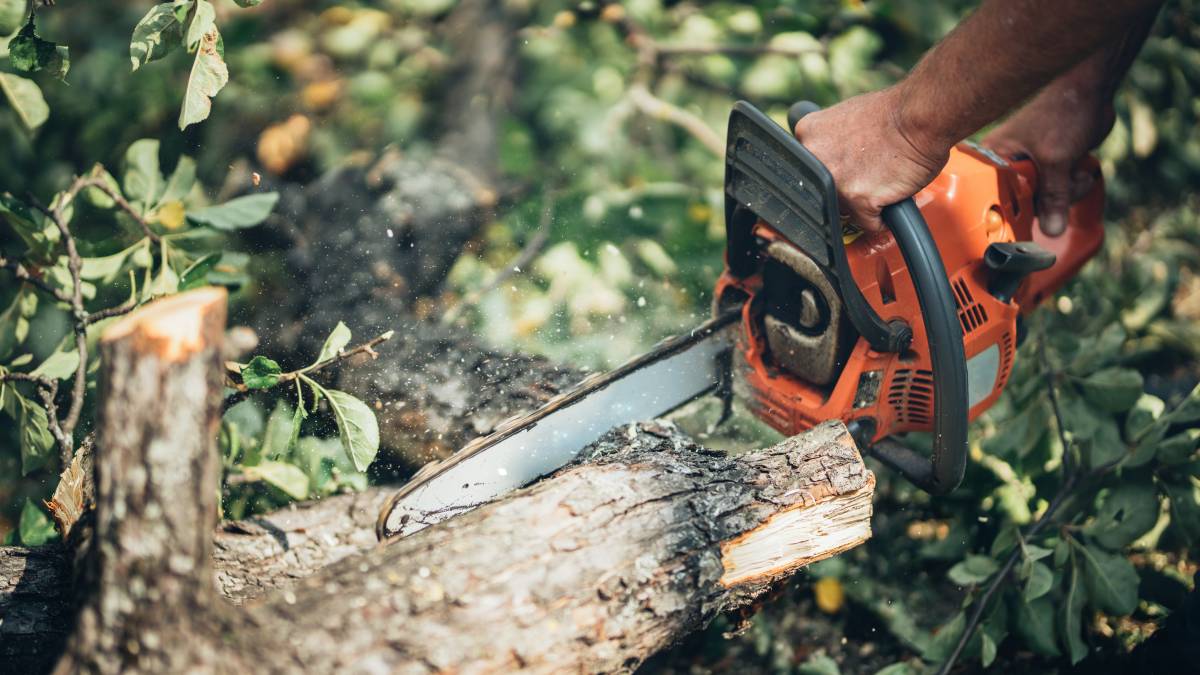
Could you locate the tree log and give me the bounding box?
[232,420,873,673]
[4,290,875,674]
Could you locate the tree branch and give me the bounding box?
[0,371,72,466]
[222,330,395,410]
[0,256,73,304]
[626,83,725,156]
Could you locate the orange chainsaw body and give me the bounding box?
[715,143,1105,443]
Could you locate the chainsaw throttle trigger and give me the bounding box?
[787,101,969,496]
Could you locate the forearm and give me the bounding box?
[895,0,1163,153]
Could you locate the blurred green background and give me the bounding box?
[3,1,1200,673]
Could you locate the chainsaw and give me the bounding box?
[376,100,1104,541]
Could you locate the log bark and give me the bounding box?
[3,286,874,673]
[56,288,233,674]
[231,420,873,674]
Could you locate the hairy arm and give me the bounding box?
[795,0,1164,232]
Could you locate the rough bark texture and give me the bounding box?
[56,289,231,674]
[0,546,71,671]
[213,487,390,604]
[229,421,872,674]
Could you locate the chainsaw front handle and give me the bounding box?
[789,101,968,495]
[871,200,968,494]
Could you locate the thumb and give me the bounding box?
[850,201,885,234]
[1036,162,1072,237]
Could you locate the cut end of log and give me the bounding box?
[719,423,875,587]
[101,287,228,362]
[719,474,874,587]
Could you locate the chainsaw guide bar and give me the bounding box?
[376,310,741,541]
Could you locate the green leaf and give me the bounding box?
[1074,540,1139,615]
[797,653,840,675]
[122,139,162,208]
[242,460,309,500]
[1084,483,1160,550]
[948,555,999,585]
[1165,479,1200,547]
[18,498,56,546]
[240,355,281,390]
[920,611,965,663]
[186,192,278,230]
[31,348,78,380]
[315,321,351,364]
[184,0,215,51]
[873,665,919,675]
[178,252,220,290]
[980,633,997,669]
[261,399,294,460]
[1155,429,1200,465]
[288,380,307,455]
[0,288,35,360]
[9,19,68,80]
[1125,394,1165,442]
[204,251,250,288]
[178,27,227,129]
[0,72,48,132]
[81,166,123,210]
[1077,368,1144,413]
[14,393,53,474]
[1060,558,1089,665]
[231,0,262,7]
[0,0,26,36]
[1165,382,1200,425]
[1015,596,1061,657]
[1068,323,1126,375]
[1023,561,1054,602]
[161,155,197,204]
[130,2,182,71]
[308,379,379,472]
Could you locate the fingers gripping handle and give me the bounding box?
[789,101,968,495]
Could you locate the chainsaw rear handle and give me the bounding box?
[789,101,969,495]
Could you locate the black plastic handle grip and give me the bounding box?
[789,101,968,495]
[872,201,968,495]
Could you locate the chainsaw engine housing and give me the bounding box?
[715,109,1105,445]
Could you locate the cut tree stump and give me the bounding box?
[4,288,875,674]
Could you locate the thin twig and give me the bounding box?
[0,372,72,466]
[75,175,162,244]
[443,193,558,324]
[626,83,725,157]
[29,187,88,437]
[0,256,73,303]
[85,297,140,325]
[221,330,395,411]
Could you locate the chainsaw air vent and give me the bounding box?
[888,368,934,426]
[998,331,1015,387]
[952,277,988,334]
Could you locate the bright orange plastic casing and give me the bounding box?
[714,144,1105,442]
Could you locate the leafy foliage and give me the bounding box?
[1,2,1198,672]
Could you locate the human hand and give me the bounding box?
[983,79,1114,236]
[792,87,952,233]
